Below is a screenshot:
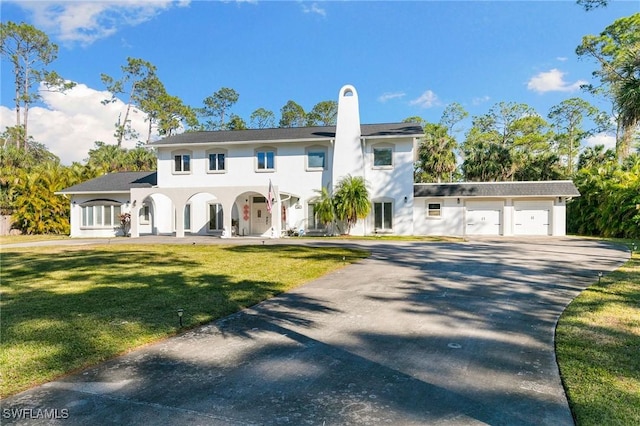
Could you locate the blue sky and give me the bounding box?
[1,1,638,164]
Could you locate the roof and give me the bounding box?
[149,123,424,146]
[414,181,580,198]
[58,171,157,194]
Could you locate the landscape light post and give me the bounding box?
[177,308,184,327]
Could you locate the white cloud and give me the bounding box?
[584,132,616,151]
[15,1,189,46]
[527,69,587,93]
[472,95,491,106]
[0,82,153,165]
[301,2,327,17]
[377,92,406,103]
[409,90,439,108]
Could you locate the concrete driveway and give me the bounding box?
[3,238,629,425]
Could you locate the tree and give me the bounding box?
[227,114,247,130]
[548,98,608,174]
[126,146,156,171]
[250,108,276,129]
[313,185,337,234]
[279,100,306,128]
[85,141,128,173]
[415,123,457,183]
[101,57,158,146]
[333,175,370,234]
[402,116,428,127]
[461,102,557,181]
[462,135,513,182]
[577,0,609,11]
[576,13,640,161]
[199,87,239,130]
[306,100,338,126]
[439,102,468,136]
[577,144,616,169]
[0,21,73,149]
[569,158,640,238]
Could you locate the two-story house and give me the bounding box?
[59,85,579,239]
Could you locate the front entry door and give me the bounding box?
[251,197,270,235]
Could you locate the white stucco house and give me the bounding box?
[59,85,579,239]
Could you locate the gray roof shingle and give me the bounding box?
[59,172,156,194]
[414,181,580,198]
[149,123,423,146]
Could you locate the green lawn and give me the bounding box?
[0,244,368,397]
[556,245,640,425]
[0,234,70,245]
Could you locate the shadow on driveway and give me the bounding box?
[3,238,629,425]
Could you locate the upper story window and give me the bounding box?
[255,147,276,172]
[306,145,327,171]
[372,144,394,168]
[172,150,192,174]
[207,149,226,173]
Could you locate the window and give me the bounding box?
[208,203,224,231]
[208,151,226,172]
[256,148,276,171]
[81,204,121,228]
[307,203,320,229]
[308,151,325,169]
[374,202,393,231]
[173,153,191,173]
[306,146,327,170]
[373,146,393,167]
[184,204,191,230]
[174,205,192,231]
[427,202,442,218]
[140,204,150,224]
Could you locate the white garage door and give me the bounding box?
[466,202,503,235]
[514,201,551,236]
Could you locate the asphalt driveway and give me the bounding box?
[3,237,629,425]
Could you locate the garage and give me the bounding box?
[514,201,552,236]
[465,201,503,235]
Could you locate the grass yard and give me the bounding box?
[0,234,70,245]
[556,245,640,425]
[0,243,368,397]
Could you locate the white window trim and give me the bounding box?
[172,150,192,175]
[305,145,328,172]
[206,149,227,174]
[426,199,443,219]
[255,146,277,173]
[184,204,191,231]
[140,203,151,225]
[207,202,224,232]
[371,143,394,169]
[372,198,394,233]
[80,203,121,229]
[306,202,323,230]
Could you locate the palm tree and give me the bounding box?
[333,175,370,234]
[313,185,336,234]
